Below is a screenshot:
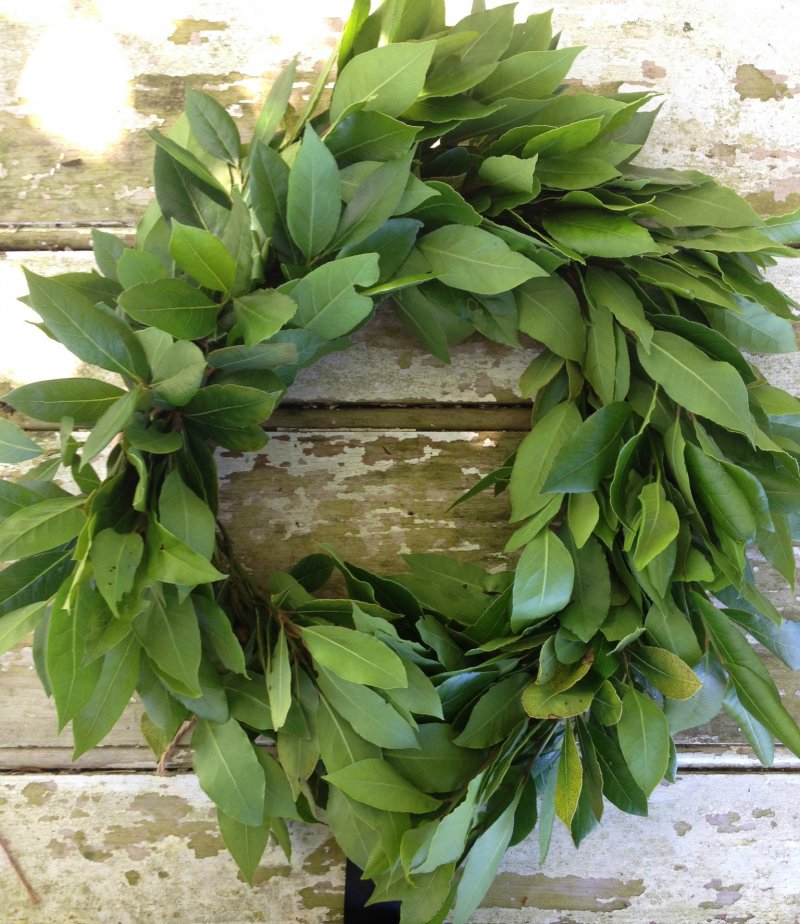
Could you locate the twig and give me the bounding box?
[156,717,196,775]
[0,829,40,905]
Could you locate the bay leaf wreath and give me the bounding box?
[1,2,799,921]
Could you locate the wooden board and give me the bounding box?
[1,772,799,923]
[1,0,799,239]
[1,433,798,770]
[1,3,799,920]
[1,251,799,405]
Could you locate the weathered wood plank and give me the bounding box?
[1,1,798,227]
[1,772,799,923]
[1,251,798,404]
[1,432,797,768]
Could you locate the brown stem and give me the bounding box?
[0,829,40,905]
[156,717,197,775]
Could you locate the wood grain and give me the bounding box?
[1,772,799,923]
[1,1,799,230]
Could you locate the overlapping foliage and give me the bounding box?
[1,1,800,920]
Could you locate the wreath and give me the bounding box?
[1,2,799,921]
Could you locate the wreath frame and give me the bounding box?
[1,2,799,921]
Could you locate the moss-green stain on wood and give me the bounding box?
[483,872,645,912]
[168,20,230,45]
[735,64,793,101]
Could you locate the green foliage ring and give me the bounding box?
[2,2,800,920]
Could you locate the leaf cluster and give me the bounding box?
[1,0,799,920]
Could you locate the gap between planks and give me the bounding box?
[2,746,797,774]
[0,224,135,252]
[14,405,537,432]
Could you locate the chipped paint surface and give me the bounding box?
[0,252,797,401]
[1,773,800,922]
[0,1,798,220]
[0,774,345,923]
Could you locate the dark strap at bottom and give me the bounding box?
[343,860,401,923]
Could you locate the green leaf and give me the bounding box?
[631,645,702,701]
[543,210,656,258]
[194,595,247,677]
[633,482,680,570]
[588,726,647,816]
[233,290,297,347]
[330,41,436,122]
[388,659,443,719]
[515,275,586,361]
[511,529,574,630]
[450,794,518,924]
[419,224,545,295]
[147,521,226,587]
[23,269,149,381]
[726,608,800,671]
[91,228,126,281]
[159,470,216,561]
[169,220,236,292]
[323,758,441,814]
[224,673,271,728]
[592,680,623,725]
[555,723,583,828]
[117,250,167,288]
[0,496,85,562]
[334,153,413,249]
[287,253,380,339]
[453,673,529,748]
[286,126,342,259]
[89,529,144,616]
[301,624,406,689]
[522,676,596,719]
[253,58,296,146]
[585,267,653,349]
[186,88,240,164]
[72,633,141,758]
[651,181,762,228]
[710,299,798,354]
[151,340,206,407]
[617,687,670,796]
[317,667,417,749]
[329,110,419,169]
[48,589,103,730]
[0,419,41,463]
[684,445,757,540]
[509,401,581,521]
[473,47,583,102]
[543,404,632,493]
[0,546,72,616]
[81,386,141,467]
[0,600,49,657]
[636,332,753,437]
[4,379,125,426]
[133,587,202,697]
[192,718,266,825]
[537,155,620,190]
[560,537,611,642]
[267,627,292,730]
[183,384,278,450]
[248,142,294,258]
[696,593,800,758]
[119,278,219,340]
[567,493,600,549]
[663,654,727,733]
[317,695,380,773]
[217,808,268,886]
[147,130,229,195]
[386,724,485,793]
[722,685,774,767]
